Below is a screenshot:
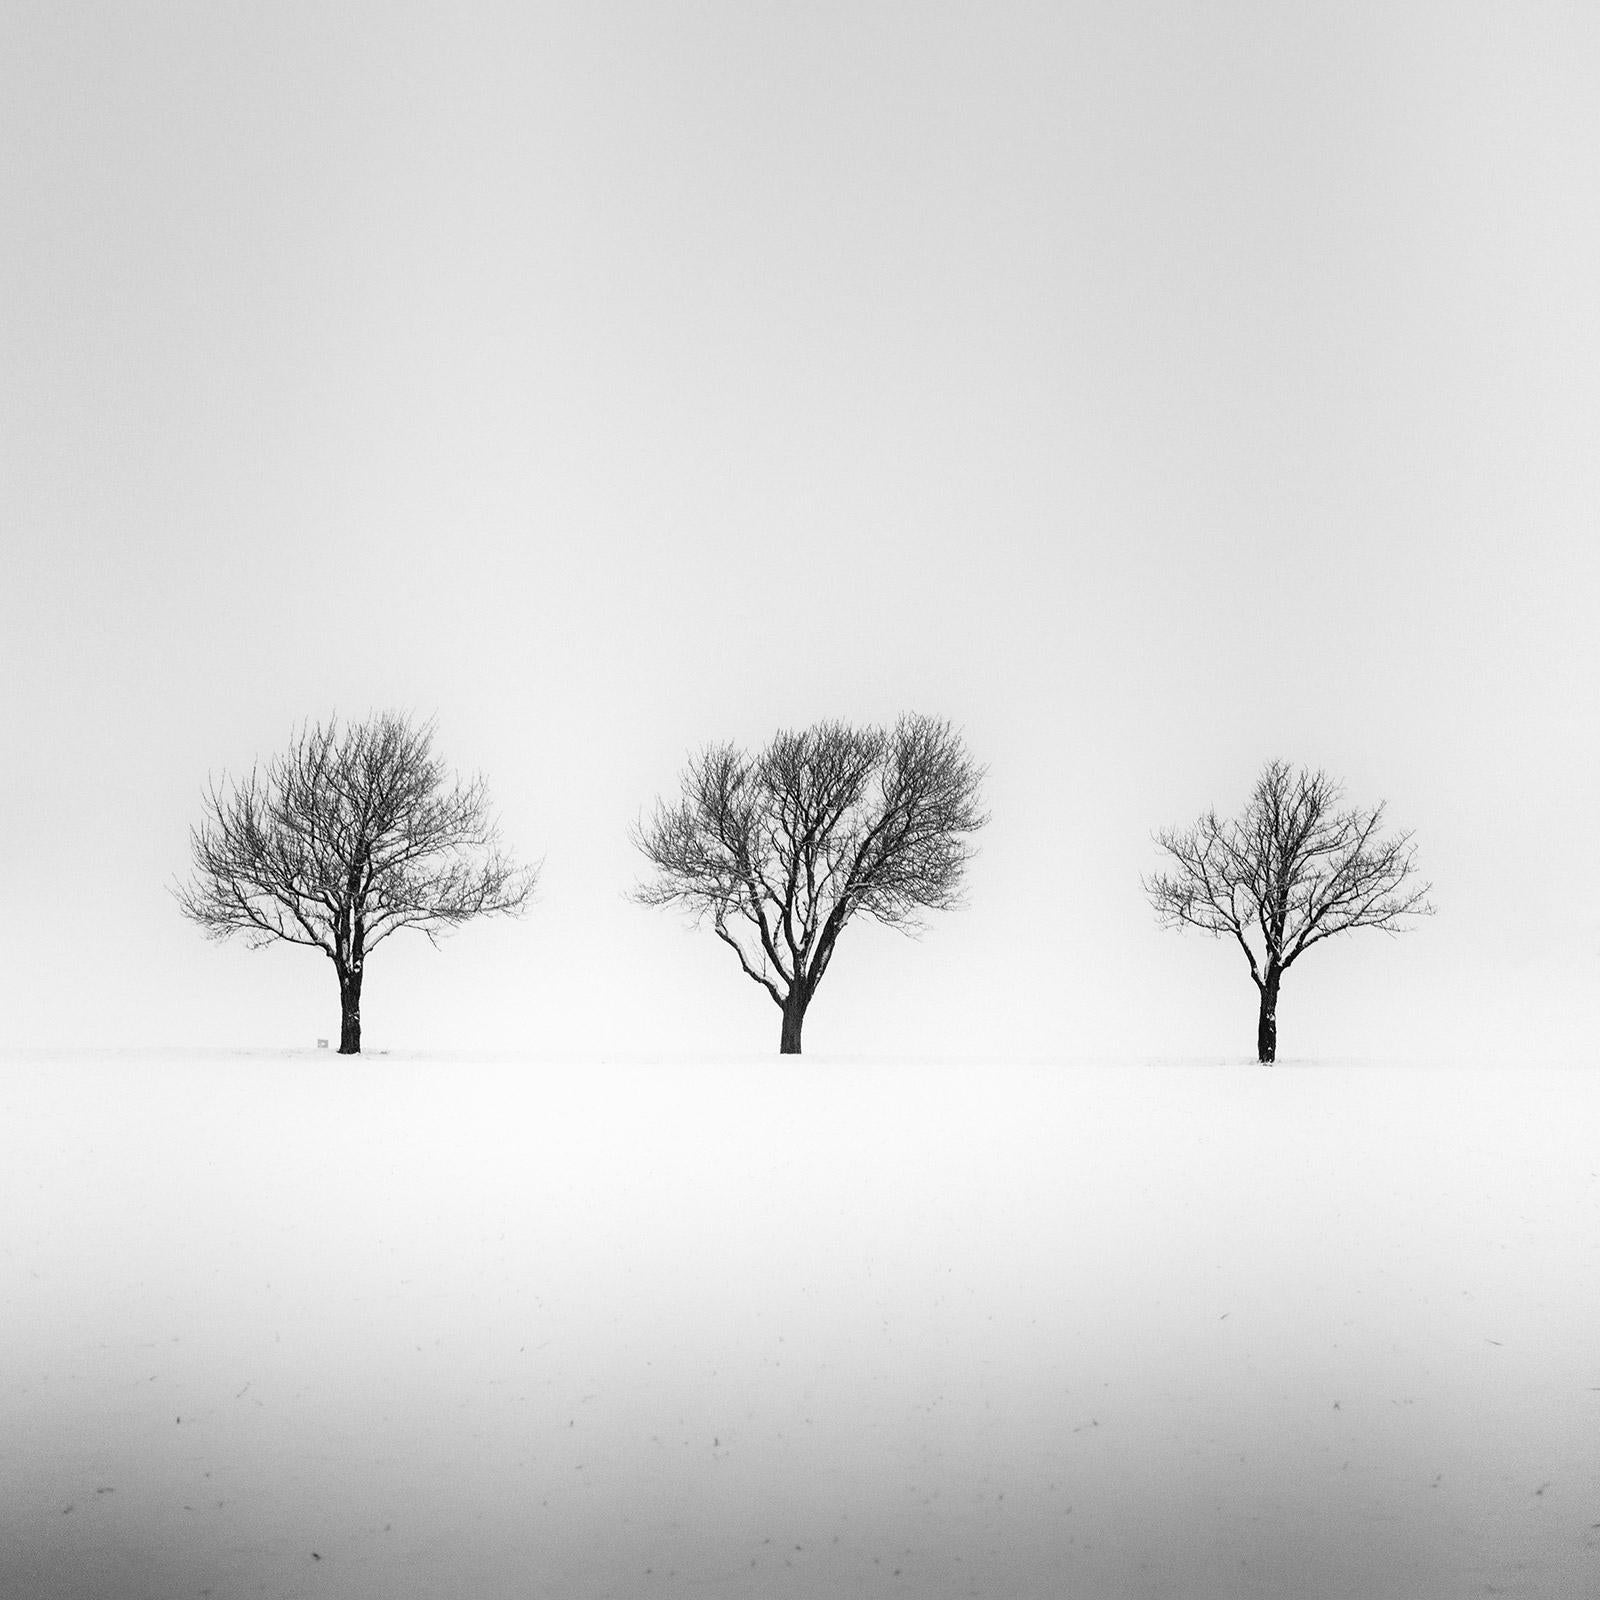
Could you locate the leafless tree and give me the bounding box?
[633,715,988,1054]
[175,712,536,1053]
[1145,760,1433,1062]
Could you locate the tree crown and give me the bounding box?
[175,711,535,968]
[1144,758,1432,989]
[632,714,987,1008]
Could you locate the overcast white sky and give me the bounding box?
[3,1,1597,1062]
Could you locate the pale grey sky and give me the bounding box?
[3,1,1597,1060]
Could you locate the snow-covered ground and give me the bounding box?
[3,1050,1597,1599]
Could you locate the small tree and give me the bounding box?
[1145,760,1433,1062]
[175,712,536,1053]
[633,715,987,1054]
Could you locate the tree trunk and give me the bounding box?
[1256,968,1281,1064]
[779,990,806,1055]
[338,965,363,1055]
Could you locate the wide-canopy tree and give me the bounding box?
[1145,759,1432,1062]
[633,715,987,1053]
[175,711,535,1052]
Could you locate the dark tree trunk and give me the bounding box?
[338,965,363,1054]
[1256,967,1281,1064]
[779,990,806,1054]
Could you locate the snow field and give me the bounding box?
[3,1052,1597,1598]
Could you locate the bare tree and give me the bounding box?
[633,715,988,1054]
[175,712,536,1053]
[1145,760,1433,1063]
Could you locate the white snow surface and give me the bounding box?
[3,1050,1598,1599]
